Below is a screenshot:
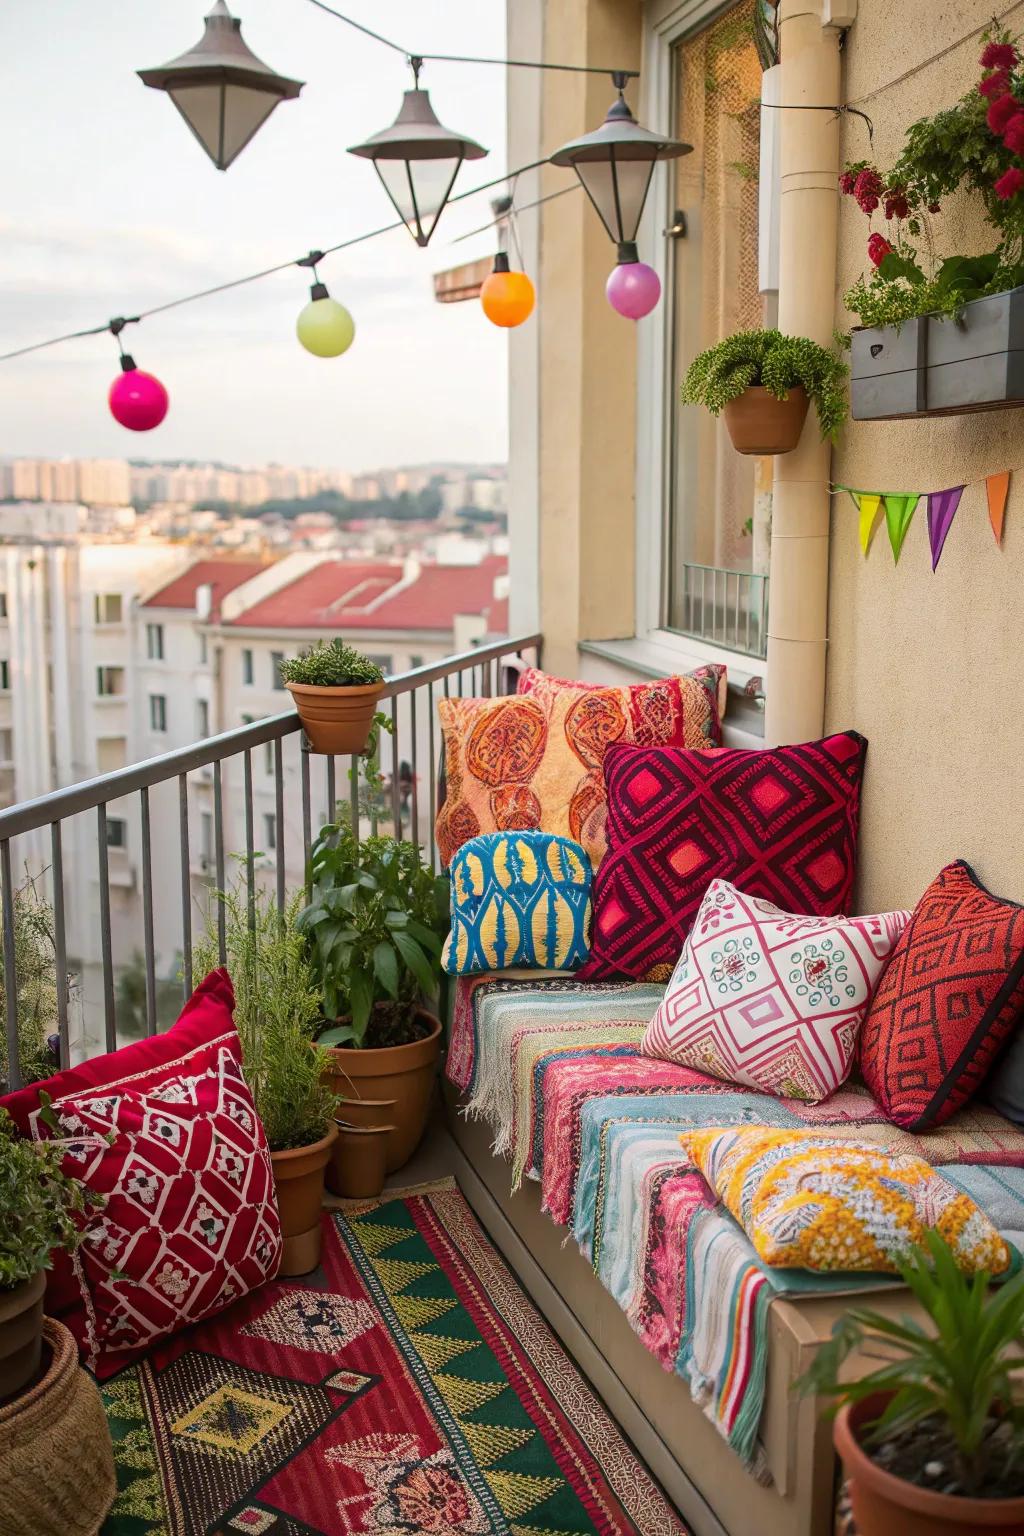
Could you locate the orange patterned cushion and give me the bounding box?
[436,670,722,870]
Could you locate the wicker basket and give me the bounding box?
[0,1319,116,1535]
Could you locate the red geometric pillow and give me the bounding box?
[0,970,281,1378]
[578,733,866,982]
[859,861,1024,1131]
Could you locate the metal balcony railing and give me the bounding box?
[672,562,769,659]
[0,633,542,1088]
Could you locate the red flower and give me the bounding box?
[987,92,1021,133]
[854,167,883,214]
[927,201,942,213]
[883,187,910,219]
[995,166,1024,200]
[867,232,894,267]
[981,41,1018,71]
[839,170,857,195]
[1004,112,1024,154]
[980,69,1012,98]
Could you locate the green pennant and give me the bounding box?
[883,493,920,562]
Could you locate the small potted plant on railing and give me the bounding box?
[298,827,449,1185]
[279,639,386,756]
[680,328,848,454]
[0,1103,102,1397]
[801,1232,1024,1535]
[195,881,338,1275]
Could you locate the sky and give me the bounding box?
[0,0,510,472]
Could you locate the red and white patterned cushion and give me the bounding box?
[0,969,281,1378]
[643,880,911,1103]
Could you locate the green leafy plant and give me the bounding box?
[681,329,849,441]
[194,882,337,1151]
[0,1102,103,1290]
[800,1232,1024,1498]
[297,828,449,1049]
[279,640,384,689]
[0,873,73,1091]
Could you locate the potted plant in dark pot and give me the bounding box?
[802,1232,1024,1535]
[681,328,848,454]
[298,826,449,1185]
[280,639,386,756]
[196,882,339,1276]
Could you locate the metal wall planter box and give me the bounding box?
[851,285,1024,420]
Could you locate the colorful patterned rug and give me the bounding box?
[101,1179,688,1535]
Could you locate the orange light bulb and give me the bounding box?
[480,255,535,328]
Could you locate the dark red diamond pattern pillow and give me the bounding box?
[578,733,866,982]
[859,861,1024,1131]
[0,969,281,1378]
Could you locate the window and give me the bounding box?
[199,632,208,666]
[149,694,167,732]
[0,593,8,619]
[0,660,8,692]
[270,651,285,690]
[196,698,210,737]
[664,0,768,657]
[96,666,124,697]
[200,811,214,865]
[263,813,277,850]
[0,729,12,761]
[106,817,127,850]
[264,739,275,777]
[242,648,254,685]
[146,622,164,660]
[96,736,127,773]
[94,593,123,625]
[365,654,392,674]
[409,654,423,670]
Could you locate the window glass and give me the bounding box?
[97,666,124,697]
[666,1,769,658]
[242,648,253,685]
[0,660,8,691]
[149,694,167,732]
[196,698,210,737]
[270,651,285,690]
[94,593,123,624]
[146,622,164,660]
[263,812,277,849]
[106,818,127,849]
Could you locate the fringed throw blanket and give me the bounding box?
[449,977,1024,1476]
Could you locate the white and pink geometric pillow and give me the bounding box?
[642,880,911,1103]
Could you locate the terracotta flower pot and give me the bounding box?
[325,1098,396,1197]
[285,680,385,755]
[270,1122,338,1277]
[835,1393,1024,1536]
[0,1319,116,1535]
[722,384,810,455]
[0,1270,45,1401]
[329,1121,395,1199]
[320,1010,441,1173]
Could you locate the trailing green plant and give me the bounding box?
[279,639,384,689]
[800,1231,1024,1498]
[194,880,337,1151]
[0,1102,103,1291]
[0,873,72,1091]
[841,31,1024,328]
[681,329,849,441]
[297,827,449,1049]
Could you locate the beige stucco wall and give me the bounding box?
[827,0,1024,912]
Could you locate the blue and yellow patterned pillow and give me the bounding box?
[442,831,592,976]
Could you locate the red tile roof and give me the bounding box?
[226,556,505,632]
[142,559,269,618]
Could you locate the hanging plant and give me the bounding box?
[681,329,848,453]
[842,31,1024,328]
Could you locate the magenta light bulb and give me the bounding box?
[108,359,169,432]
[606,244,661,320]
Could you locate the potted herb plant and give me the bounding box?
[0,876,72,1094]
[680,329,848,454]
[279,639,386,755]
[297,827,449,1176]
[195,883,338,1275]
[0,1104,102,1398]
[803,1233,1024,1535]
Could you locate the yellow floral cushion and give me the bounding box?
[682,1125,1010,1274]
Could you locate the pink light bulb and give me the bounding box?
[606,259,661,320]
[108,363,169,432]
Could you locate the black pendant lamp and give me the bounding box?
[348,59,488,247]
[138,0,303,171]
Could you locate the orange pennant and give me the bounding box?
[987,471,1010,545]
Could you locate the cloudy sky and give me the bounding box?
[0,1,509,471]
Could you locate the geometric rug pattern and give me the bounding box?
[101,1179,687,1534]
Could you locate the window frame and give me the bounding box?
[96,665,124,698]
[149,693,167,732]
[270,651,285,691]
[146,621,164,661]
[241,647,254,686]
[0,659,8,692]
[105,816,128,850]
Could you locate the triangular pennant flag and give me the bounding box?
[850,491,883,555]
[883,493,920,562]
[926,485,965,570]
[986,471,1009,545]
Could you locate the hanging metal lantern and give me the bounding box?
[549,79,692,263]
[138,0,303,171]
[348,60,488,247]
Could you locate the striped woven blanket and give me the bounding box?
[449,976,1024,1474]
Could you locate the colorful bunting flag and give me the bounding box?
[986,471,1010,545]
[926,486,965,570]
[883,493,919,562]
[850,491,883,555]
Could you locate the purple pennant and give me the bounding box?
[927,486,965,570]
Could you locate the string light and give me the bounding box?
[106,320,169,432]
[480,253,535,328]
[294,252,355,357]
